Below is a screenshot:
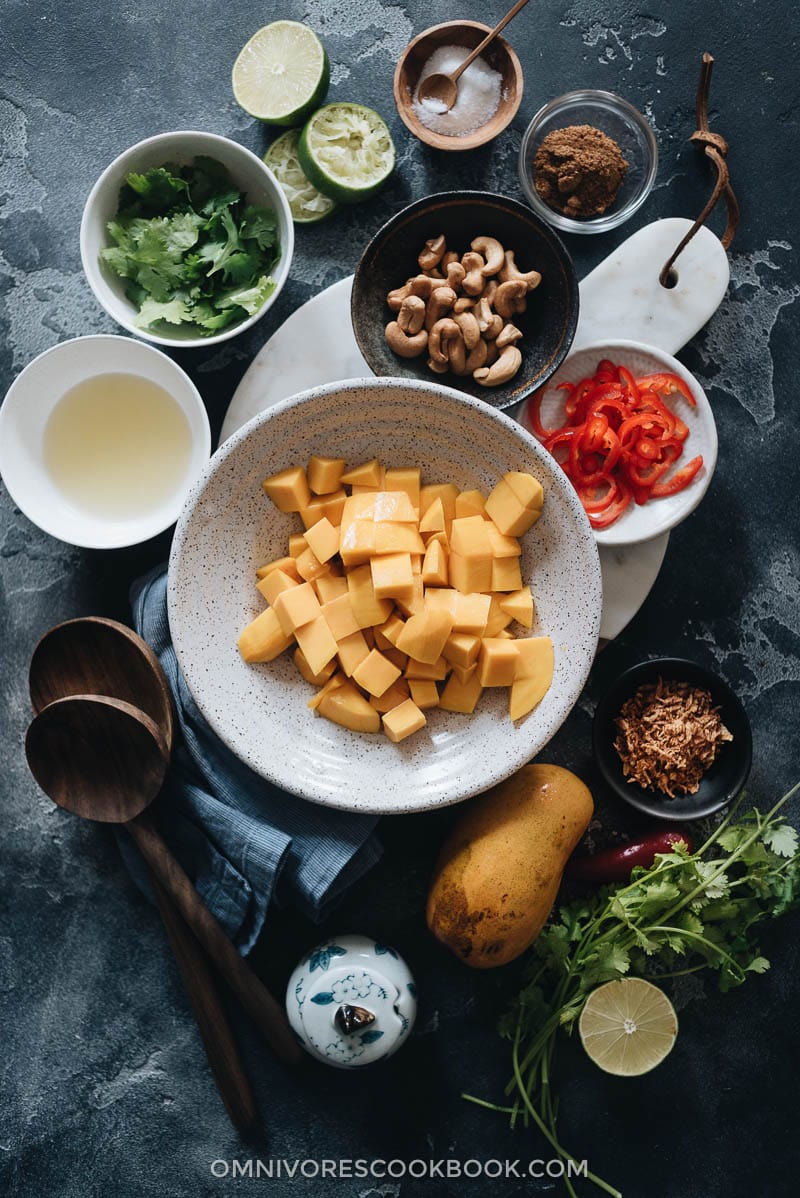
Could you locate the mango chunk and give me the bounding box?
[499,587,534,628]
[308,454,346,495]
[485,595,514,637]
[394,575,425,616]
[273,581,323,635]
[396,609,453,665]
[287,534,307,559]
[491,556,523,593]
[449,552,492,595]
[347,564,393,628]
[439,669,483,714]
[372,491,418,523]
[257,567,299,605]
[369,678,410,714]
[455,489,487,519]
[340,459,383,487]
[294,646,337,686]
[321,592,360,641]
[422,539,449,587]
[370,552,414,600]
[314,572,348,603]
[384,467,421,508]
[307,671,346,710]
[509,637,554,720]
[300,489,347,530]
[505,471,544,512]
[238,607,293,663]
[261,466,311,512]
[256,555,302,580]
[485,476,542,536]
[408,679,440,709]
[486,523,522,558]
[353,648,402,698]
[303,516,339,563]
[376,611,406,647]
[318,680,381,733]
[419,497,445,534]
[293,614,339,676]
[452,592,491,636]
[478,638,519,687]
[450,515,493,560]
[443,631,481,670]
[404,655,449,681]
[382,698,426,743]
[336,629,371,677]
[374,523,426,556]
[420,482,458,524]
[450,661,478,686]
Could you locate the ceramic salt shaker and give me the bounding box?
[286,933,417,1068]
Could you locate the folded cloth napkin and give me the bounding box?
[115,565,382,954]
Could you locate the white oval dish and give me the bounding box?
[80,130,294,348]
[520,340,717,548]
[167,377,602,814]
[0,334,211,549]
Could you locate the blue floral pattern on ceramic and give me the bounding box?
[286,934,417,1069]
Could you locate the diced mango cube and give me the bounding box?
[373,523,426,556]
[449,552,492,595]
[408,679,439,709]
[419,497,445,534]
[353,649,402,698]
[318,680,381,733]
[384,467,420,508]
[296,545,330,583]
[341,493,377,524]
[491,556,523,593]
[307,671,346,711]
[452,592,491,636]
[443,631,481,669]
[261,466,311,512]
[404,655,449,681]
[339,519,376,566]
[372,491,418,523]
[486,523,522,558]
[321,592,360,641]
[293,614,338,676]
[485,477,542,536]
[256,555,301,580]
[439,670,483,714]
[308,454,346,495]
[420,483,458,524]
[238,607,294,663]
[450,515,493,560]
[336,629,371,677]
[394,575,425,616]
[505,471,544,512]
[370,552,414,600]
[382,698,426,743]
[273,581,322,635]
[478,638,519,687]
[369,678,410,713]
[450,661,478,686]
[421,539,448,587]
[303,516,339,563]
[499,587,534,628]
[485,596,514,637]
[287,534,307,559]
[300,489,347,530]
[294,646,337,686]
[509,636,554,720]
[347,564,393,628]
[340,459,383,487]
[396,609,453,664]
[455,489,487,519]
[314,573,348,604]
[257,567,299,605]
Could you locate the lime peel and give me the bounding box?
[298,103,395,204]
[264,130,336,225]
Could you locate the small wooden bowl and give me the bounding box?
[394,21,523,151]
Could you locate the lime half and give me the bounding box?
[232,21,329,126]
[579,978,678,1077]
[298,103,395,204]
[264,129,337,224]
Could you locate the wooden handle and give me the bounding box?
[129,813,301,1065]
[454,0,530,81]
[149,870,259,1134]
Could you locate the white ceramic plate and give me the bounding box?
[529,340,717,548]
[168,378,602,813]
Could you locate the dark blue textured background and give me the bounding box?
[1,2,798,1196]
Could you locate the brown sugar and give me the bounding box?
[613,678,733,798]
[533,124,629,218]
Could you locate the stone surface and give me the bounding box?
[1,2,798,1196]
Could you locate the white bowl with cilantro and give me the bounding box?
[81,130,294,347]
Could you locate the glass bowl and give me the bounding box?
[518,90,658,235]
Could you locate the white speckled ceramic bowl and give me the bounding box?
[167,378,602,813]
[518,341,718,548]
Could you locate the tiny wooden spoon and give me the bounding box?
[416,0,529,111]
[26,694,301,1067]
[30,618,260,1131]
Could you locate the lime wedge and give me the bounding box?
[579,978,678,1077]
[298,103,395,204]
[232,21,329,126]
[264,129,337,224]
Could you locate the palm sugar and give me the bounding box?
[533,124,628,218]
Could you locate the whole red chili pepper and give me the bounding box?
[566,830,693,883]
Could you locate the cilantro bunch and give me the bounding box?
[101,157,279,335]
[466,784,800,1198]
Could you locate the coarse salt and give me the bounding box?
[412,45,503,137]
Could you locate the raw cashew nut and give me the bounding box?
[424,285,457,331]
[464,337,489,373]
[445,261,466,291]
[475,295,494,332]
[483,313,504,341]
[385,320,428,359]
[461,251,486,296]
[423,266,444,280]
[442,250,459,269]
[471,235,504,277]
[494,280,528,319]
[397,295,426,335]
[418,234,446,272]
[408,274,436,299]
[495,321,523,349]
[453,295,476,313]
[499,250,542,291]
[484,339,499,367]
[428,317,462,366]
[387,278,413,311]
[427,356,448,375]
[447,332,467,375]
[473,345,522,386]
[454,310,481,350]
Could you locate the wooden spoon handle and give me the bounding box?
[129,812,301,1065]
[453,0,530,81]
[149,870,259,1134]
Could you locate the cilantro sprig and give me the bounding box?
[465,783,800,1198]
[100,158,279,336]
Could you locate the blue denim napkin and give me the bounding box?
[116,566,382,955]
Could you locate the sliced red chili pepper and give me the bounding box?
[617,365,640,401]
[527,389,558,440]
[635,371,696,406]
[581,415,609,454]
[650,455,704,497]
[588,481,632,527]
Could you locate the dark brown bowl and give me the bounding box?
[351,191,579,411]
[394,21,523,152]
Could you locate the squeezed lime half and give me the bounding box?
[298,103,395,204]
[264,129,337,224]
[232,21,329,126]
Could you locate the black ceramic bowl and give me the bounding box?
[351,191,579,411]
[593,658,752,821]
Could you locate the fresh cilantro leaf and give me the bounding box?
[693,861,730,900]
[135,296,192,328]
[216,274,276,316]
[746,956,770,973]
[240,204,278,251]
[763,824,799,858]
[222,250,264,286]
[122,166,188,213]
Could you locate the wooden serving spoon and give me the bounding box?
[25,694,301,1069]
[416,0,530,111]
[29,617,262,1132]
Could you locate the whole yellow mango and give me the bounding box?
[426,764,594,968]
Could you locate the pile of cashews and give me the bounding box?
[384,233,541,387]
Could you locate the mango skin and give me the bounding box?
[426,764,594,969]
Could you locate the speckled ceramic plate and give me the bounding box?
[168,378,602,813]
